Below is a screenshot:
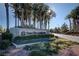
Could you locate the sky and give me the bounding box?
[0,3,79,29]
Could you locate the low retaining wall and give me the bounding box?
[12,42,41,48]
[10,27,50,37]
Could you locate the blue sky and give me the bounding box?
[48,3,79,29]
[0,3,79,29]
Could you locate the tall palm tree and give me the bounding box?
[66,6,79,32]
[65,14,72,31]
[32,4,39,28]
[46,9,56,29]
[21,3,32,27]
[11,3,55,30]
[5,3,9,32]
[70,10,77,32]
[11,4,18,27]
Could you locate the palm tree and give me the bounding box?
[66,6,79,32]
[65,14,72,31]
[11,4,18,27]
[21,3,32,27]
[5,3,9,32]
[46,9,56,30]
[32,4,39,28]
[11,3,55,30]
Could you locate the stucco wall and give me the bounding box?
[10,27,49,37]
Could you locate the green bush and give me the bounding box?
[14,34,54,41]
[2,32,13,41]
[0,32,13,50]
[0,40,10,50]
[0,53,5,56]
[29,50,47,56]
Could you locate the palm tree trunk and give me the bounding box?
[5,3,9,32]
[33,17,36,28]
[17,18,19,27]
[44,20,47,29]
[69,19,72,31]
[75,20,78,32]
[21,8,24,27]
[40,19,42,29]
[28,16,31,27]
[73,19,76,32]
[25,19,27,26]
[15,10,17,28]
[48,20,50,30]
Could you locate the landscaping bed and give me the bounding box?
[14,34,54,40]
[13,34,54,44]
[1,37,79,56]
[26,38,79,56]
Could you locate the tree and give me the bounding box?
[52,27,61,33]
[65,14,72,31]
[61,23,69,33]
[66,6,79,32]
[5,3,9,32]
[46,9,56,29]
[11,3,55,29]
[11,4,19,27]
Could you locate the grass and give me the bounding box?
[23,36,79,56]
[50,38,79,50]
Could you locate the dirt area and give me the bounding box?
[59,45,79,56]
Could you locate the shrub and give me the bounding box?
[29,50,47,56]
[0,40,10,50]
[2,32,13,41]
[14,34,54,41]
[0,53,5,56]
[0,31,13,50]
[54,36,59,38]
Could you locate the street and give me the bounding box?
[53,33,79,43]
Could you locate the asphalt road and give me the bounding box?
[53,33,79,43]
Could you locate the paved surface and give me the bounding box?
[53,33,79,43]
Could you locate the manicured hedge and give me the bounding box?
[14,34,54,41]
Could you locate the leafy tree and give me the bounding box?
[61,23,69,33]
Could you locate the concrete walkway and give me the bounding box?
[53,33,79,43]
